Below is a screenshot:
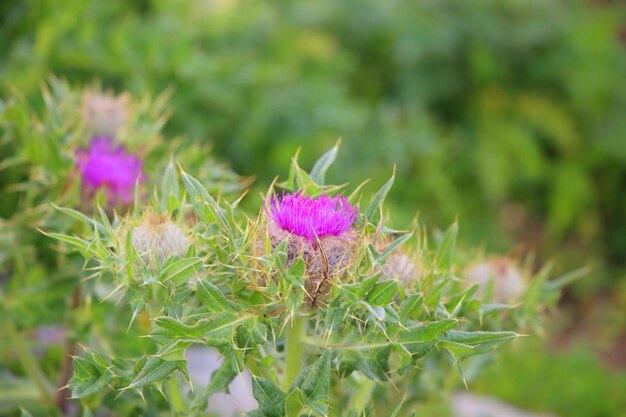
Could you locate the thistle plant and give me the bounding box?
[0,79,242,415]
[35,144,576,417]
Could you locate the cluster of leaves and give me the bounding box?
[44,148,571,417]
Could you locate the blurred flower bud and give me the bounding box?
[264,192,359,305]
[131,213,191,270]
[381,252,419,287]
[83,91,129,135]
[76,136,145,205]
[465,257,525,303]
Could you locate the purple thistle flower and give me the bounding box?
[76,135,145,204]
[266,192,359,242]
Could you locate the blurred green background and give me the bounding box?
[1,0,626,415]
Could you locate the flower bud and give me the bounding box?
[465,257,525,303]
[131,213,191,270]
[263,193,359,305]
[83,91,129,135]
[381,252,419,287]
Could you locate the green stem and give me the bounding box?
[284,314,307,390]
[5,320,56,406]
[348,376,375,412]
[167,376,186,413]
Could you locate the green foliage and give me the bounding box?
[472,340,626,417]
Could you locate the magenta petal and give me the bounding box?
[75,135,146,205]
[266,192,359,241]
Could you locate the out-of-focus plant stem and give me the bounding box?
[348,376,375,412]
[284,314,306,390]
[57,286,81,414]
[5,319,56,407]
[167,377,186,412]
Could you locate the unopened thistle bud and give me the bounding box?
[264,192,359,305]
[465,257,525,303]
[381,252,419,288]
[82,91,129,135]
[76,136,145,205]
[131,213,191,270]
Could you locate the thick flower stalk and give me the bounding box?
[76,136,145,205]
[265,192,359,304]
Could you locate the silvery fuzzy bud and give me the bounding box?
[131,213,191,270]
[83,91,129,135]
[381,252,419,288]
[465,257,525,303]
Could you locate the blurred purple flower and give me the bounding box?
[76,135,145,204]
[266,192,358,242]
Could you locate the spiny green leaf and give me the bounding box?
[197,279,233,312]
[310,142,339,185]
[524,263,552,322]
[43,232,108,259]
[159,257,201,285]
[205,353,239,397]
[290,350,331,415]
[543,266,588,292]
[181,168,212,211]
[252,377,286,417]
[340,275,379,302]
[161,160,180,210]
[366,281,398,306]
[398,319,458,344]
[435,222,458,271]
[357,345,392,382]
[399,294,424,321]
[285,388,305,417]
[53,205,108,236]
[153,313,245,346]
[424,276,453,309]
[440,330,519,360]
[442,330,518,346]
[363,171,395,224]
[68,355,115,399]
[125,229,137,283]
[126,357,186,389]
[375,232,412,265]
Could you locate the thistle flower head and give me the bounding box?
[76,135,145,205]
[83,91,129,134]
[266,192,359,242]
[131,213,191,270]
[262,192,359,305]
[466,257,525,303]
